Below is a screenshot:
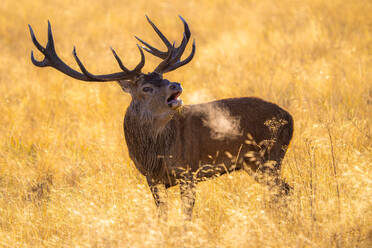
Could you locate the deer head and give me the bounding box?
[29,16,195,123]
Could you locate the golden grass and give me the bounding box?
[0,0,371,247]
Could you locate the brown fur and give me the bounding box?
[123,92,293,220]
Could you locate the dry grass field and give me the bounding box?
[0,0,371,247]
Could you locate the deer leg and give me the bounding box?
[179,176,196,221]
[264,143,292,195]
[243,138,292,196]
[147,178,168,221]
[254,165,291,196]
[243,157,291,196]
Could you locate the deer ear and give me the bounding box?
[117,80,135,93]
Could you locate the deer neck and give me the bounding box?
[125,101,175,136]
[123,101,176,178]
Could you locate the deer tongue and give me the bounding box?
[167,91,182,108]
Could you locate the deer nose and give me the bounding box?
[169,83,182,91]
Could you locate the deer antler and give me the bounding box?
[29,21,145,82]
[135,16,195,74]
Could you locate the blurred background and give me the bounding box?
[0,0,371,247]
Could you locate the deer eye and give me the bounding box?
[142,86,153,93]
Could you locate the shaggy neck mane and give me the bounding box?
[124,101,176,179]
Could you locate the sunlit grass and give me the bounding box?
[0,0,371,247]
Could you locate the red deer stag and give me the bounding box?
[29,16,293,221]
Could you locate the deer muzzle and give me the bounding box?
[167,83,183,109]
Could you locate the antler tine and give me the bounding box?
[110,45,145,74]
[28,21,145,82]
[46,20,56,51]
[169,33,189,64]
[110,47,131,73]
[136,16,195,74]
[145,15,173,50]
[29,22,50,67]
[133,44,146,72]
[72,47,100,80]
[135,16,192,60]
[154,42,176,73]
[178,15,191,40]
[162,39,195,73]
[135,36,167,59]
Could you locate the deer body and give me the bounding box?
[125,97,293,186]
[29,16,293,221]
[123,93,293,219]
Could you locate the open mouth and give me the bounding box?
[167,91,183,108]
